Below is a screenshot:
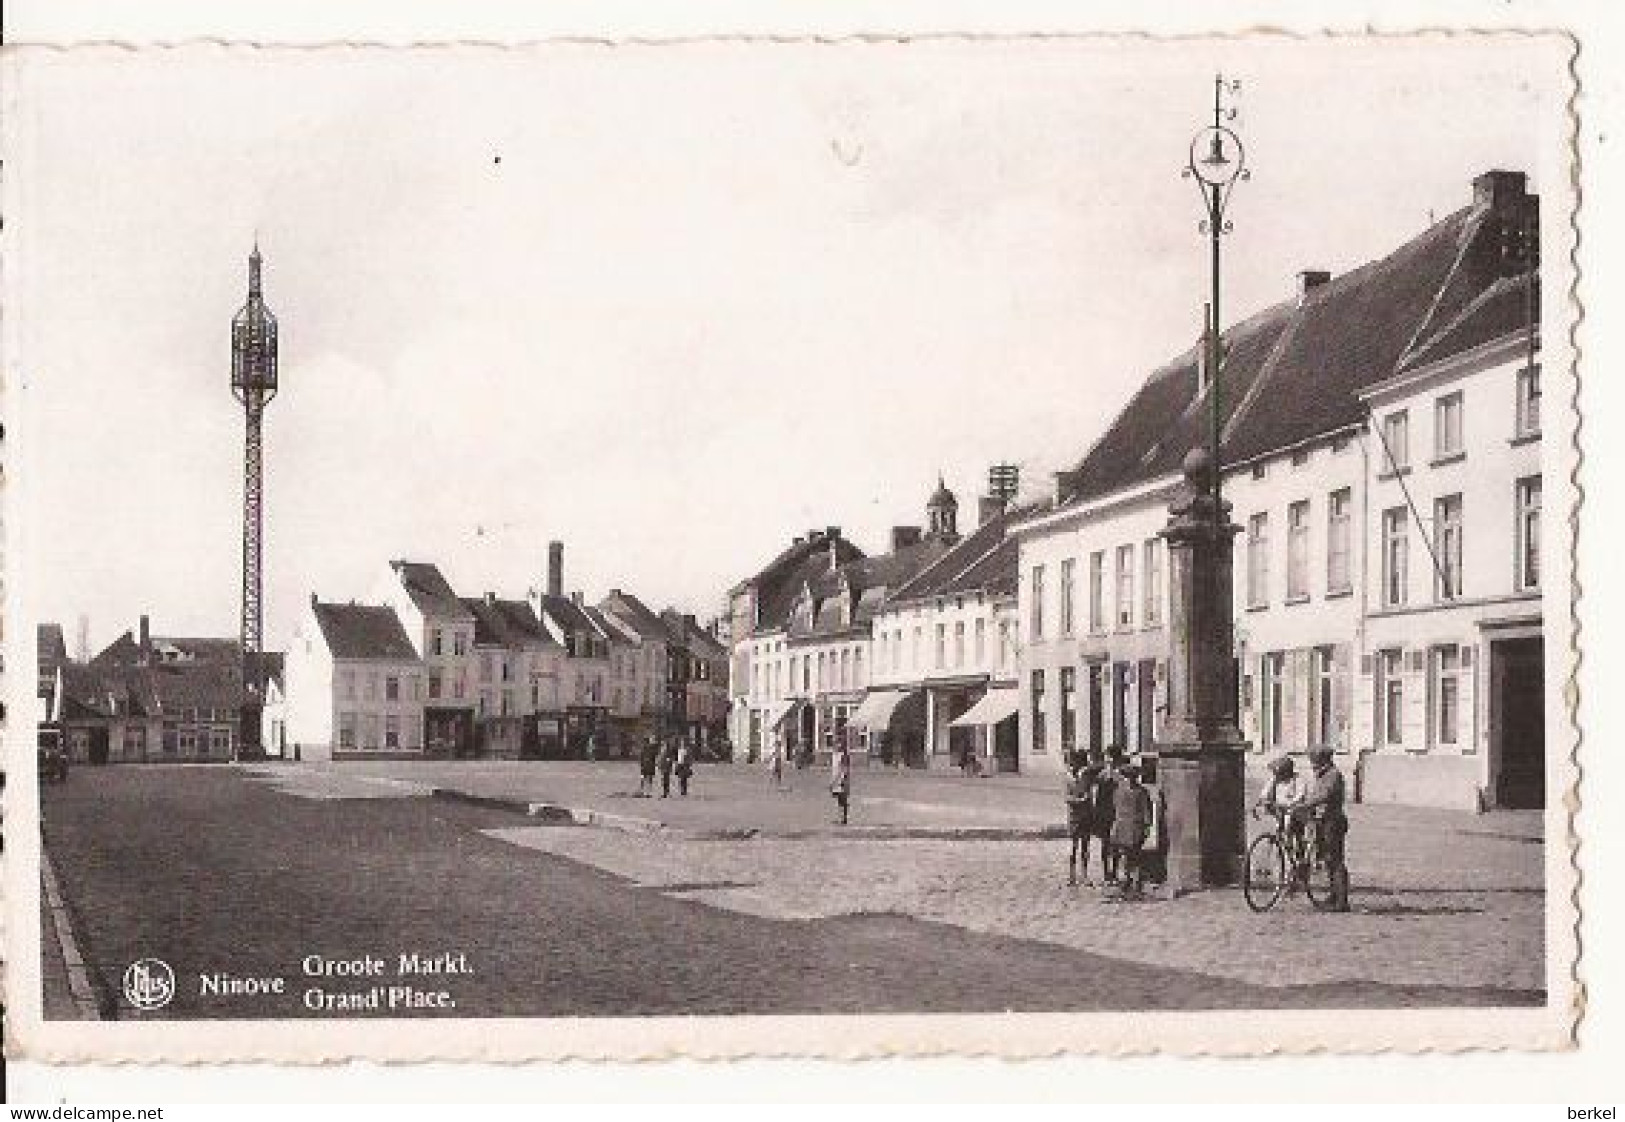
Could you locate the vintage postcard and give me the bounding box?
[0,31,1583,1064]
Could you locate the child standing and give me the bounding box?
[1109,761,1154,897]
[675,739,694,797]
[1065,755,1100,886]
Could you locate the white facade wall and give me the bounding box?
[285,606,336,752]
[1357,336,1544,809]
[371,567,476,710]
[1225,432,1367,764]
[1016,480,1177,776]
[734,629,788,760]
[1016,429,1367,778]
[330,657,427,754]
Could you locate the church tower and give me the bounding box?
[926,474,959,543]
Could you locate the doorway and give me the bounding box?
[1491,636,1544,809]
[1136,659,1157,749]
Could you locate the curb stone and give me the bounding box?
[428,787,1064,841]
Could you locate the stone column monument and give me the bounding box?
[1155,446,1249,891]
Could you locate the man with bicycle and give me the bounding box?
[1294,747,1352,912]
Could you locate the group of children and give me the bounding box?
[1064,750,1165,896]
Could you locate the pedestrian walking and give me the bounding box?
[637,736,658,797]
[1065,753,1101,886]
[1109,760,1154,897]
[676,739,695,797]
[830,742,852,825]
[767,733,787,791]
[1090,751,1119,884]
[656,738,675,798]
[1297,746,1351,912]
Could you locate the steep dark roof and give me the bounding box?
[756,539,867,633]
[585,606,635,645]
[891,509,1025,604]
[1061,305,1293,503]
[91,633,241,668]
[312,602,419,660]
[789,539,951,639]
[391,560,474,619]
[537,595,607,641]
[56,660,246,720]
[1059,179,1538,506]
[462,597,558,649]
[1220,208,1478,465]
[56,664,115,718]
[598,590,670,642]
[1400,272,1538,373]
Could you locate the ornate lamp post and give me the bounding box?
[1154,77,1251,892]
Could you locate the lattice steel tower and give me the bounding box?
[231,243,278,757]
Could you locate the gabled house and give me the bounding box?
[285,598,426,759]
[374,560,478,755]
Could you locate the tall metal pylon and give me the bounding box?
[230,242,279,758]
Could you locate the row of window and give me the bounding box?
[1377,476,1542,608]
[113,723,233,754]
[1372,643,1469,751]
[876,618,1014,677]
[1028,661,1163,757]
[1031,539,1166,641]
[336,711,415,750]
[1246,489,1353,608]
[1376,366,1540,475]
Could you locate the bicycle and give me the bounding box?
[1243,806,1337,913]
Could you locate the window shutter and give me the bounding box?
[1401,647,1427,750]
[1408,649,1427,674]
[1332,643,1353,749]
[1460,645,1474,669]
[1281,649,1303,750]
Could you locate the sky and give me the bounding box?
[9,35,1563,654]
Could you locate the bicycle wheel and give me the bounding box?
[1243,833,1288,913]
[1303,833,1335,908]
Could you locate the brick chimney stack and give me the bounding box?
[138,614,151,665]
[1297,269,1331,305]
[547,541,564,599]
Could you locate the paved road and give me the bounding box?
[40,767,1539,1019]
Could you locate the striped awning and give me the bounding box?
[847,688,917,731]
[949,686,1020,728]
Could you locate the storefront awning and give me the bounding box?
[950,686,1020,728]
[765,699,803,731]
[847,689,917,731]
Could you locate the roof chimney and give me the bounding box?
[1297,269,1331,305]
[138,614,151,665]
[485,591,497,606]
[825,526,840,541]
[570,590,584,607]
[792,535,805,546]
[890,525,923,551]
[1473,169,1528,216]
[547,541,564,599]
[828,538,840,572]
[978,494,1007,527]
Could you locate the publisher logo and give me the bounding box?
[123,958,176,1011]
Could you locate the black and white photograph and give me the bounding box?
[0,24,1588,1072]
